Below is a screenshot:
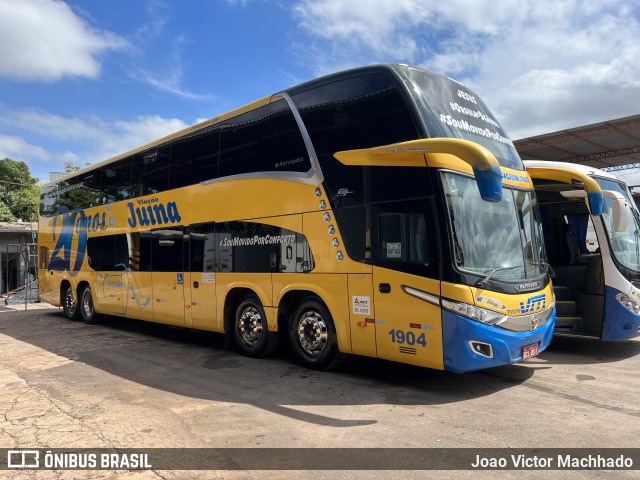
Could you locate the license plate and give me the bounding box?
[522,343,539,360]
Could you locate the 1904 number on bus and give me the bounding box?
[388,329,427,347]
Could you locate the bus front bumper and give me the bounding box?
[442,309,556,373]
[602,286,640,341]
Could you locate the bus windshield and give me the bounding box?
[595,176,640,273]
[399,67,523,171]
[442,172,547,283]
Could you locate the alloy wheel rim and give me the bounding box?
[297,310,328,356]
[238,306,264,346]
[65,289,76,315]
[82,291,93,318]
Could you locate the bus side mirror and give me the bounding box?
[473,164,502,203]
[560,189,603,216]
[603,191,630,233]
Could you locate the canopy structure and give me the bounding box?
[513,114,640,173]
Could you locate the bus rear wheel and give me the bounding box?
[62,284,80,320]
[80,286,100,324]
[289,297,344,370]
[233,294,278,358]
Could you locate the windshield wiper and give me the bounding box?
[530,262,556,279]
[475,266,520,288]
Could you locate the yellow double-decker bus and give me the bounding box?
[38,64,555,372]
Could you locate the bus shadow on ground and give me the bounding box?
[537,333,640,365]
[0,309,577,427]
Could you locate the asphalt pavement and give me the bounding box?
[1,304,639,479]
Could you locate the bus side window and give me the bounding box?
[129,232,153,272]
[218,100,310,178]
[114,234,129,269]
[188,222,216,273]
[169,130,221,189]
[334,206,368,262]
[151,228,184,272]
[372,199,437,278]
[86,235,115,271]
[377,212,428,264]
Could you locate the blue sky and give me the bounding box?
[1,0,639,184]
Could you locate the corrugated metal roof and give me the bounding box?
[514,114,640,170]
[0,222,36,232]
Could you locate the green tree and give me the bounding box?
[0,158,39,222]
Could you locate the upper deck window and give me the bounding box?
[40,100,311,216]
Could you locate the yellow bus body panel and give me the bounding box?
[373,268,444,370]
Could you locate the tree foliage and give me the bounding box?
[0,158,39,222]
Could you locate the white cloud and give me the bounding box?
[1,108,109,142]
[0,134,81,181]
[0,108,187,150]
[0,134,53,161]
[135,0,169,42]
[103,115,190,159]
[291,0,640,138]
[0,108,189,181]
[130,35,215,100]
[0,0,127,81]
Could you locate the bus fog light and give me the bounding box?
[615,293,640,315]
[468,341,493,358]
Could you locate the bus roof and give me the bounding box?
[524,160,621,182]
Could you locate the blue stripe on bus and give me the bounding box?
[602,286,640,341]
[441,309,556,373]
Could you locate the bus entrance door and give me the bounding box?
[150,228,185,326]
[186,226,219,331]
[372,267,443,369]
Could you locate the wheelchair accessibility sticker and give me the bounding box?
[177,273,184,285]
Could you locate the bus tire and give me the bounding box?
[80,285,100,324]
[289,297,345,370]
[233,294,278,358]
[62,284,80,321]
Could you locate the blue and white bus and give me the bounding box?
[525,160,640,341]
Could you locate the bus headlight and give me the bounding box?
[441,299,506,325]
[615,293,640,315]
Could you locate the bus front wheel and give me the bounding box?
[62,285,80,321]
[233,294,278,358]
[289,298,345,370]
[80,286,100,324]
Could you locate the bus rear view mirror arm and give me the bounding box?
[560,189,629,231]
[334,138,503,202]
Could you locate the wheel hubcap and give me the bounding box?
[297,311,328,355]
[65,289,76,315]
[238,306,263,346]
[82,292,93,318]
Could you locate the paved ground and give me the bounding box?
[0,304,639,479]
